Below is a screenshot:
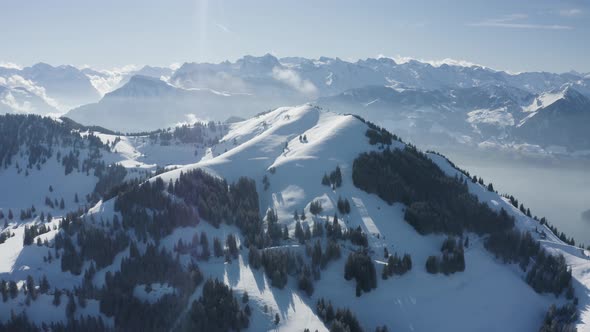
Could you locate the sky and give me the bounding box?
[0,0,588,73]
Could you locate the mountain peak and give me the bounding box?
[105,75,175,98]
[31,62,54,70]
[127,74,165,84]
[237,53,280,68]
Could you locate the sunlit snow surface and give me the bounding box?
[1,105,589,331]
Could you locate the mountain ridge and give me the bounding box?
[0,105,586,331]
[3,55,589,157]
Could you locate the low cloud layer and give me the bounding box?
[0,62,22,70]
[85,65,140,96]
[383,54,485,69]
[0,91,33,113]
[272,67,318,96]
[0,75,61,111]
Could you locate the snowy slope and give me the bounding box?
[1,105,588,331]
[152,105,586,331]
[516,86,590,150]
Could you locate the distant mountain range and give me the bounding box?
[66,75,273,132]
[1,55,589,155]
[320,83,590,155]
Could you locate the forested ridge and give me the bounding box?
[0,113,582,332]
[0,114,108,170]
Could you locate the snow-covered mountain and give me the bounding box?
[4,55,590,156]
[0,63,177,115]
[0,112,226,220]
[516,86,590,150]
[17,63,101,110]
[319,83,590,155]
[82,65,176,96]
[0,106,586,331]
[66,75,264,132]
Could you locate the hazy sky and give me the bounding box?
[1,0,588,73]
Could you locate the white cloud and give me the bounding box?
[0,91,33,113]
[177,113,207,127]
[378,54,486,69]
[86,73,124,96]
[0,62,22,70]
[560,9,582,17]
[0,75,61,110]
[169,62,182,71]
[469,14,573,30]
[115,64,140,73]
[84,65,139,96]
[272,67,318,96]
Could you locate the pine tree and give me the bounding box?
[0,280,7,302]
[402,254,412,271]
[312,221,324,238]
[382,265,389,280]
[295,221,305,244]
[226,234,238,258]
[304,227,311,241]
[332,166,342,187]
[242,291,249,304]
[262,174,270,191]
[52,288,61,306]
[213,237,223,258]
[321,174,330,186]
[66,293,76,319]
[310,200,323,216]
[200,232,210,260]
[26,275,36,300]
[38,276,49,294]
[77,291,87,308]
[332,214,342,239]
[7,281,18,299]
[426,256,439,274]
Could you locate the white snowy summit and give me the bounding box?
[0,105,587,331]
